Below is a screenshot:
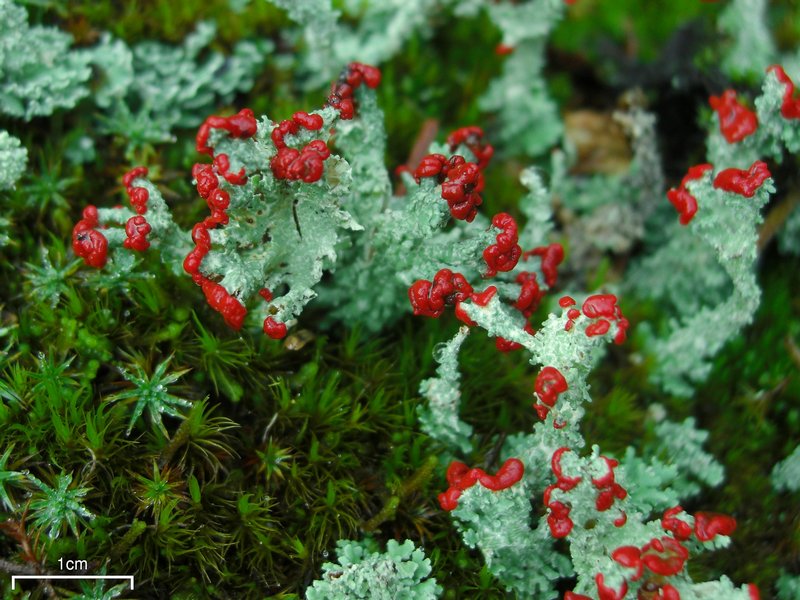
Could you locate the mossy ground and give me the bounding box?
[1,1,799,598]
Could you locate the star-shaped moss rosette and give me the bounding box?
[26,472,95,539]
[0,443,26,511]
[70,567,131,600]
[106,356,193,437]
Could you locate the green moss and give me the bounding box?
[2,1,799,597]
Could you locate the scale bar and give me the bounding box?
[11,575,134,590]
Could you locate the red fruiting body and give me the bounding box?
[82,205,99,224]
[595,574,628,600]
[271,140,331,183]
[596,485,627,511]
[535,367,568,407]
[713,160,771,197]
[483,213,521,276]
[192,223,211,249]
[207,188,230,212]
[640,537,689,576]
[351,62,381,88]
[513,272,543,317]
[414,153,449,182]
[662,506,693,541]
[441,162,484,222]
[446,126,494,170]
[271,119,299,149]
[546,500,573,538]
[327,63,381,120]
[123,216,151,251]
[592,455,626,512]
[550,447,582,491]
[709,90,759,143]
[523,243,563,288]
[612,546,644,581]
[72,222,109,268]
[127,187,149,214]
[408,269,474,318]
[183,248,205,275]
[656,584,681,600]
[292,111,323,131]
[196,108,257,156]
[258,288,273,302]
[471,286,497,306]
[122,166,150,215]
[494,43,515,56]
[584,296,613,324]
[585,319,610,337]
[193,163,218,199]
[213,153,247,185]
[438,458,524,511]
[747,584,760,600]
[189,109,263,333]
[263,317,288,340]
[667,163,713,225]
[452,285,498,326]
[495,337,522,352]
[581,294,629,344]
[270,112,332,183]
[559,295,576,308]
[667,187,698,225]
[200,279,247,330]
[591,456,620,488]
[767,65,800,119]
[694,511,737,541]
[614,511,627,527]
[122,166,148,188]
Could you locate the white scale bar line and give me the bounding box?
[11,575,134,590]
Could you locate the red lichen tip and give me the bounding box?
[263,316,288,340]
[546,500,573,538]
[483,213,521,277]
[441,162,484,222]
[581,294,629,344]
[559,295,576,308]
[595,573,628,600]
[612,546,644,581]
[694,511,736,541]
[713,160,771,197]
[767,65,800,119]
[550,447,582,492]
[446,126,493,170]
[196,108,257,156]
[662,506,693,541]
[534,366,568,407]
[668,163,713,225]
[123,216,151,252]
[438,458,524,511]
[523,243,564,288]
[122,166,148,189]
[709,90,758,143]
[408,269,474,319]
[72,225,108,268]
[326,63,381,120]
[640,537,689,576]
[200,279,247,330]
